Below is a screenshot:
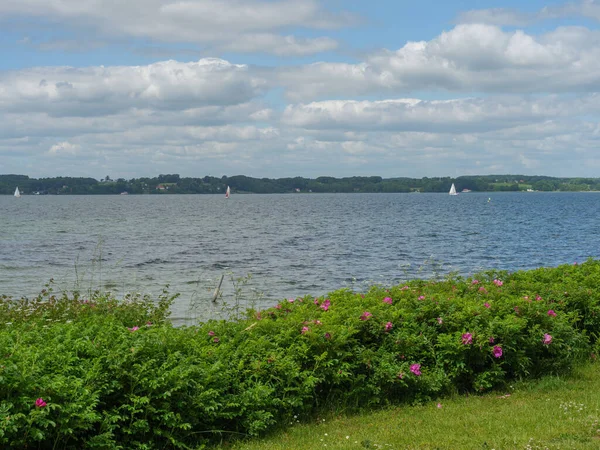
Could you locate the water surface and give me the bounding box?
[1,192,597,322]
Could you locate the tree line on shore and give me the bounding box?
[1,173,599,195]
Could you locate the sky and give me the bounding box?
[2,0,600,180]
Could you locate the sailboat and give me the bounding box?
[225,186,230,199]
[14,187,21,198]
[449,183,458,196]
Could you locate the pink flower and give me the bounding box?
[383,297,393,305]
[146,322,152,327]
[479,287,487,293]
[543,333,552,345]
[324,332,331,340]
[574,261,578,265]
[484,302,490,309]
[489,336,495,344]
[213,337,220,343]
[128,326,139,332]
[437,403,442,409]
[471,279,479,284]
[523,296,529,300]
[493,279,503,286]
[288,298,295,303]
[418,295,425,300]
[401,285,409,291]
[547,310,557,317]
[275,304,282,309]
[410,364,421,376]
[314,298,320,305]
[321,298,331,311]
[385,322,393,332]
[492,346,503,358]
[208,330,215,336]
[536,295,542,301]
[462,333,473,345]
[314,320,322,325]
[301,326,310,334]
[436,317,443,325]
[35,398,47,408]
[397,372,404,379]
[359,311,372,321]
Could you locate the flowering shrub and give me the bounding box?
[1,261,600,447]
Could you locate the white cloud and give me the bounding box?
[457,1,600,26]
[0,59,267,116]
[218,35,338,56]
[278,24,600,100]
[0,0,353,56]
[281,96,599,133]
[48,141,80,156]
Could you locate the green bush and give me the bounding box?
[1,261,599,448]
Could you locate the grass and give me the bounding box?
[227,362,600,450]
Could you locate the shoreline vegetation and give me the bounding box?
[2,261,600,448]
[3,173,600,195]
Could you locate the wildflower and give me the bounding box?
[383,297,393,305]
[489,336,495,344]
[146,321,152,327]
[417,295,425,300]
[360,311,372,321]
[321,299,331,311]
[547,310,557,317]
[471,279,479,284]
[314,298,320,305]
[213,337,220,343]
[492,346,503,358]
[523,296,529,300]
[301,326,310,334]
[437,403,442,409]
[401,285,409,291]
[479,287,487,293]
[462,333,473,345]
[314,320,322,325]
[128,326,139,332]
[288,298,295,303]
[208,330,215,336]
[410,363,421,376]
[437,317,443,324]
[484,302,491,308]
[543,333,552,345]
[385,322,393,332]
[397,372,404,379]
[35,398,47,408]
[275,304,281,309]
[536,295,542,301]
[493,279,503,286]
[324,332,331,340]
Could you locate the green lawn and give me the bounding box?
[228,363,600,450]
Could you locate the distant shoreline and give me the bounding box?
[3,173,600,195]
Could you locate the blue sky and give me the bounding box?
[1,0,600,179]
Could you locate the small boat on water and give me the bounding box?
[14,187,21,198]
[449,183,458,196]
[225,186,231,199]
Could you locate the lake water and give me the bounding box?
[1,192,598,323]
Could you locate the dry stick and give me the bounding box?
[212,274,224,302]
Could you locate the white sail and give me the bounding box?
[225,186,230,198]
[449,183,458,195]
[14,187,21,198]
